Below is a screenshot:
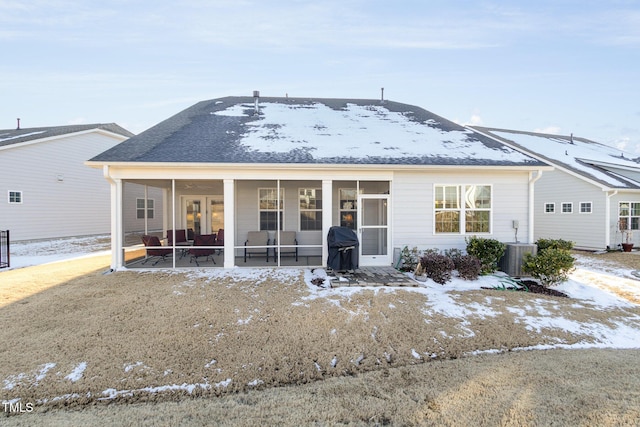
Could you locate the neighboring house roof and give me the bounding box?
[89,96,546,167]
[0,123,134,149]
[472,126,640,190]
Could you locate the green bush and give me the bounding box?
[397,246,421,272]
[465,236,506,275]
[536,238,574,252]
[419,253,455,285]
[522,248,575,286]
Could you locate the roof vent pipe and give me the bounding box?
[381,87,384,102]
[253,90,260,115]
[570,133,574,144]
[16,118,20,130]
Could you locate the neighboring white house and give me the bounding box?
[472,127,640,250]
[0,123,163,241]
[87,95,550,270]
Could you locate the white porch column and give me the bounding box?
[111,178,124,270]
[223,179,236,268]
[322,180,333,267]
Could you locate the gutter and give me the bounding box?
[605,190,618,249]
[529,170,544,243]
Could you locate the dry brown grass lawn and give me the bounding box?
[2,255,640,425]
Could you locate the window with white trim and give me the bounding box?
[619,202,640,231]
[434,185,491,234]
[544,203,555,213]
[136,198,155,219]
[339,188,357,229]
[579,202,592,214]
[561,202,573,213]
[8,191,22,204]
[259,188,284,231]
[299,188,322,231]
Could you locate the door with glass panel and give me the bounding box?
[358,194,391,266]
[184,197,224,236]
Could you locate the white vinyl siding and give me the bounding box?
[393,170,529,251]
[534,169,607,250]
[0,131,127,241]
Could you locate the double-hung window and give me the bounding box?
[435,185,491,233]
[619,202,640,231]
[259,188,284,231]
[299,189,322,231]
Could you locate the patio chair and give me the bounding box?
[167,229,187,246]
[213,229,224,254]
[274,231,298,262]
[168,229,189,258]
[141,235,172,265]
[189,234,217,266]
[244,231,270,262]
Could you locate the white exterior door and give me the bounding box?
[183,196,224,235]
[358,194,391,266]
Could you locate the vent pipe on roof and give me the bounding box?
[381,87,384,102]
[253,90,260,115]
[570,133,574,144]
[16,118,20,130]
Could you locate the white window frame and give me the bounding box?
[544,202,555,214]
[619,201,640,231]
[258,188,284,231]
[434,184,492,234]
[579,201,592,214]
[339,188,358,230]
[8,190,22,204]
[136,198,155,219]
[561,202,573,214]
[298,188,322,231]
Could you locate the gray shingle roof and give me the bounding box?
[0,123,133,148]
[90,96,546,167]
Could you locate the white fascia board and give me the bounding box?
[0,128,129,152]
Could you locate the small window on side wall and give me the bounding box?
[561,202,573,214]
[8,191,22,204]
[579,202,592,214]
[544,203,555,213]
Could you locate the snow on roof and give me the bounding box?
[90,97,546,166]
[213,101,534,162]
[476,128,640,188]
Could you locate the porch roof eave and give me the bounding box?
[86,160,553,173]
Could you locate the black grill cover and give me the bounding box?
[327,226,359,271]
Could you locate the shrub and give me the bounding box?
[536,238,574,252]
[465,236,506,275]
[522,248,575,286]
[444,248,464,266]
[419,253,455,285]
[397,246,421,272]
[455,255,482,280]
